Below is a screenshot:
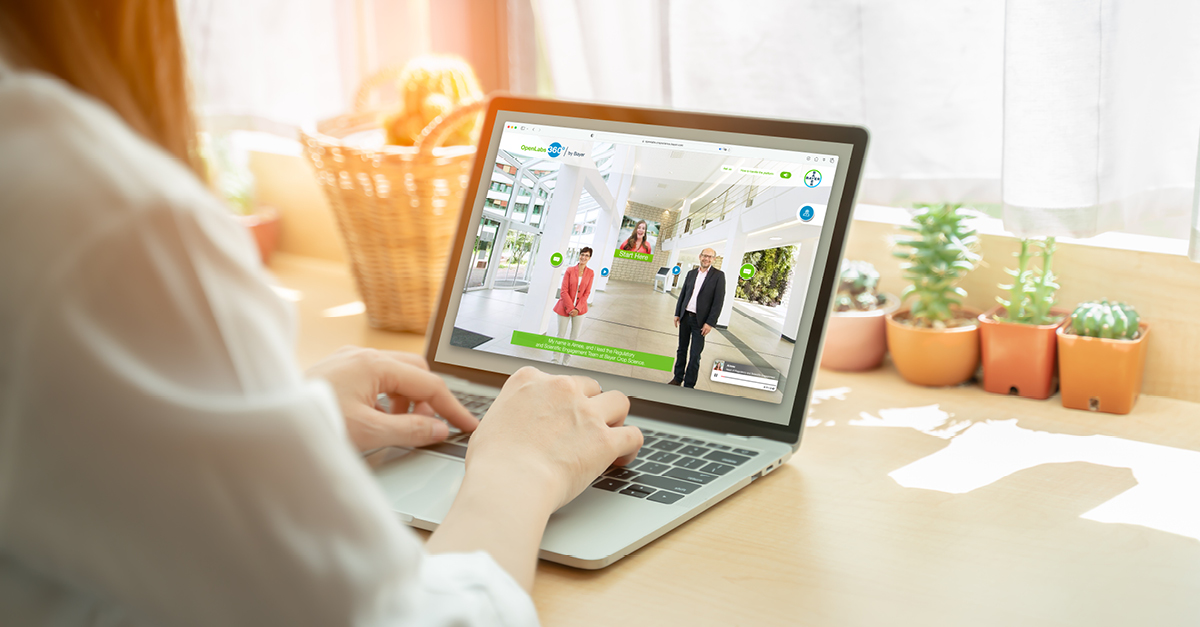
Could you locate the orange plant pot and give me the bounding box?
[820,295,898,372]
[1057,323,1150,414]
[978,307,1066,400]
[237,206,281,266]
[885,308,981,387]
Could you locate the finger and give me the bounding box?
[607,424,644,466]
[376,362,479,433]
[368,410,451,448]
[589,390,631,426]
[412,401,436,417]
[385,393,413,414]
[381,350,430,371]
[569,375,603,397]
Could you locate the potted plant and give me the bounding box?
[1057,300,1149,414]
[885,204,982,386]
[978,237,1065,399]
[820,260,898,371]
[202,132,281,266]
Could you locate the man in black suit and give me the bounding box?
[669,248,725,388]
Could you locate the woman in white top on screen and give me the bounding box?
[0,2,641,625]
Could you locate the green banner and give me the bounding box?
[614,249,654,263]
[510,330,673,371]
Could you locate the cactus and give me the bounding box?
[1069,300,1141,340]
[996,237,1060,325]
[891,204,981,327]
[383,55,482,147]
[834,260,887,312]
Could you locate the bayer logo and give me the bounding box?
[547,142,565,158]
[804,169,822,187]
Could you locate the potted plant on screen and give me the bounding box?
[820,260,898,371]
[885,204,982,387]
[978,237,1066,399]
[1057,300,1149,414]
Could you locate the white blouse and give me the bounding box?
[0,62,538,626]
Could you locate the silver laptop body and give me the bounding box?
[370,96,868,569]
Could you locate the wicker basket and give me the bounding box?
[300,72,485,333]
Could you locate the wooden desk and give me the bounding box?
[273,253,1200,627]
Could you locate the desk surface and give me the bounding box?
[273,253,1200,627]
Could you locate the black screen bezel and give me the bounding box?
[425,95,868,445]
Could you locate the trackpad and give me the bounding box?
[375,451,464,524]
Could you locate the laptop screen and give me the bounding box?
[432,107,860,428]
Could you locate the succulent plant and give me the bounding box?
[997,237,1060,325]
[383,55,483,147]
[198,132,255,216]
[834,260,887,312]
[1069,300,1141,340]
[891,204,981,327]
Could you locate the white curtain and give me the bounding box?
[178,0,351,133]
[535,0,1200,243]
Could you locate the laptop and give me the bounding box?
[368,96,868,569]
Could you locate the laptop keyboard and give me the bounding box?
[423,392,761,505]
[420,391,495,459]
[591,429,760,505]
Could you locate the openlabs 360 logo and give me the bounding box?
[547,142,565,158]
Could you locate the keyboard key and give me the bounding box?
[637,462,670,475]
[623,460,642,470]
[732,448,759,456]
[701,462,734,476]
[673,457,707,470]
[619,487,651,498]
[664,467,719,485]
[632,474,700,495]
[660,434,680,440]
[651,440,683,452]
[703,451,751,466]
[678,445,709,457]
[680,437,705,444]
[648,451,680,463]
[641,436,659,445]
[592,478,628,491]
[423,442,467,459]
[639,429,657,436]
[605,468,639,481]
[709,444,732,451]
[647,491,684,504]
[636,448,653,459]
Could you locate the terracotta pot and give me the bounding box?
[820,294,899,372]
[978,307,1067,400]
[237,205,281,266]
[885,308,981,387]
[1057,323,1150,414]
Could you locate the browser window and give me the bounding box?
[435,112,852,426]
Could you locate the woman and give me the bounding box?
[620,219,653,254]
[0,2,640,625]
[551,247,594,365]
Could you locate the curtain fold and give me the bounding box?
[535,0,1200,245]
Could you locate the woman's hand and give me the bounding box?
[465,366,641,511]
[569,308,580,317]
[305,346,478,452]
[427,366,640,591]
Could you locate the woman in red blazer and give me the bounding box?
[551,247,594,365]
